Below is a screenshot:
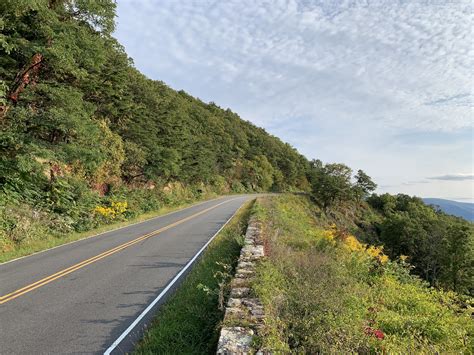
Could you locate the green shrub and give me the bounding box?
[0,180,224,261]
[0,201,62,252]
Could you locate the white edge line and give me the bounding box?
[0,196,228,266]
[103,197,251,355]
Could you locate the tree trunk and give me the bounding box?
[8,53,43,103]
[0,0,62,119]
[0,53,43,119]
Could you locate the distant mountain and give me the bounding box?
[423,198,474,221]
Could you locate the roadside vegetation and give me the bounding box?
[366,193,473,296]
[134,200,254,354]
[0,188,218,263]
[253,195,473,353]
[1,2,472,352]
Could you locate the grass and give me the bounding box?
[134,199,254,354]
[0,195,223,263]
[252,194,473,353]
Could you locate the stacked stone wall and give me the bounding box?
[216,218,267,354]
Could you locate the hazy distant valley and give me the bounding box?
[423,198,474,221]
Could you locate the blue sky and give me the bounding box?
[114,0,473,201]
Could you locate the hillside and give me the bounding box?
[2,0,472,285]
[423,198,474,221]
[128,194,473,353]
[250,195,473,353]
[0,1,309,193]
[1,1,472,294]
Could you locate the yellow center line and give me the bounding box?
[0,198,239,305]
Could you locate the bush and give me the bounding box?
[127,189,162,215]
[0,201,64,252]
[44,177,101,232]
[0,179,222,260]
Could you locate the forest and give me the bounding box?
[1,1,472,299]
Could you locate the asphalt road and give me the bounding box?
[0,195,253,354]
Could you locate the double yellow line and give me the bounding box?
[0,198,237,305]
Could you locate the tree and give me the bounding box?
[441,222,473,294]
[121,141,147,183]
[367,193,397,214]
[310,163,353,211]
[0,0,116,113]
[369,193,474,294]
[254,155,275,191]
[241,156,274,191]
[353,169,377,201]
[0,0,322,253]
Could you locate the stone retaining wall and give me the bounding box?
[216,217,266,354]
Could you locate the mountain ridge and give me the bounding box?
[423,198,474,221]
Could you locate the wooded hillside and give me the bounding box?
[0,0,309,195]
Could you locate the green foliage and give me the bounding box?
[368,193,474,295]
[307,162,473,296]
[308,161,378,211]
[240,155,274,191]
[121,141,147,183]
[309,160,354,211]
[354,169,377,200]
[253,195,473,353]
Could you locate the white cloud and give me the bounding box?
[118,0,473,129]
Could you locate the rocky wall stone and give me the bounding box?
[216,218,267,355]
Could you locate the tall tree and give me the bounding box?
[310,163,353,211]
[353,169,377,201]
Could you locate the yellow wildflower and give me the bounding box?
[94,201,127,219]
[94,206,115,218]
[111,201,127,214]
[322,229,336,241]
[367,245,382,258]
[344,235,365,252]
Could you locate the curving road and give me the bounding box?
[0,195,253,354]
